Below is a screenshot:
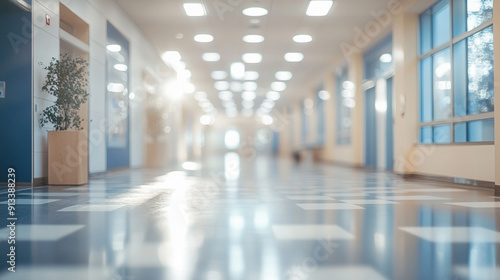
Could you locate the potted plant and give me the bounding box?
[40,53,89,185]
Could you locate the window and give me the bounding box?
[335,67,353,145]
[316,85,325,145]
[418,0,494,144]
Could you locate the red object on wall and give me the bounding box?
[45,14,50,26]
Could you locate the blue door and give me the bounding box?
[364,88,377,167]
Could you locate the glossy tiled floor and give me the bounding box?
[1,155,500,280]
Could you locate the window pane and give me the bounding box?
[453,39,467,116]
[420,57,433,122]
[466,0,493,31]
[468,118,494,142]
[467,26,494,115]
[432,0,450,48]
[433,48,451,120]
[454,122,467,142]
[434,124,451,143]
[420,10,432,54]
[453,0,467,37]
[420,126,433,143]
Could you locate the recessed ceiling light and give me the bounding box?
[161,51,181,63]
[214,81,230,91]
[284,52,304,62]
[271,81,287,91]
[293,34,313,43]
[306,0,334,16]
[202,52,220,62]
[242,7,268,17]
[243,82,258,91]
[243,34,265,43]
[194,34,214,43]
[114,64,128,71]
[244,71,259,80]
[318,90,331,101]
[242,100,254,109]
[107,83,124,93]
[183,3,206,16]
[380,53,393,63]
[261,115,274,125]
[242,53,262,63]
[219,91,233,100]
[212,71,228,80]
[106,44,121,52]
[230,82,243,92]
[231,62,245,80]
[266,91,281,101]
[223,100,236,107]
[242,91,256,100]
[261,99,275,109]
[275,71,293,81]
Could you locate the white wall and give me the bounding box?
[33,0,167,179]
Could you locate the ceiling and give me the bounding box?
[115,0,394,114]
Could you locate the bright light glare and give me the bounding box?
[262,115,273,125]
[271,81,286,91]
[242,53,262,63]
[218,91,233,100]
[212,71,228,80]
[162,51,181,63]
[275,71,293,81]
[106,44,121,52]
[203,52,221,62]
[113,64,128,71]
[231,63,245,80]
[243,82,258,91]
[200,115,215,126]
[284,52,304,62]
[244,71,259,80]
[214,81,230,91]
[266,91,280,101]
[380,53,392,63]
[242,7,268,16]
[225,130,241,149]
[194,34,214,43]
[242,91,256,100]
[183,3,206,16]
[318,90,331,101]
[107,83,124,92]
[182,161,202,170]
[243,34,265,43]
[293,34,312,43]
[306,0,334,16]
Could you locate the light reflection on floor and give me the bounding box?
[0,154,499,280]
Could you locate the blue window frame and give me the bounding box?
[418,0,494,144]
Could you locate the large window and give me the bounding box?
[419,0,494,143]
[335,67,353,145]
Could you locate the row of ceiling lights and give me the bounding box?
[183,1,335,17]
[178,1,336,122]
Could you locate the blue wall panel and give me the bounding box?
[0,1,32,183]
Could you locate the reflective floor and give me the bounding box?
[1,155,500,280]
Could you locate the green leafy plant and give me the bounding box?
[40,53,89,131]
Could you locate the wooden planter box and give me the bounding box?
[48,130,88,185]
